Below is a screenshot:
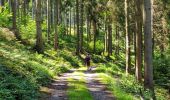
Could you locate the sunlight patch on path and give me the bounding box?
[84,69,116,100]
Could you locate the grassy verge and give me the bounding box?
[67,72,93,100]
[95,61,169,100]
[99,73,137,100]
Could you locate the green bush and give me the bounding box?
[85,40,104,54]
[153,53,170,87]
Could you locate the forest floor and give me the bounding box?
[40,67,116,100]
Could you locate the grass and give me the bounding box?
[67,72,93,100]
[99,73,138,100]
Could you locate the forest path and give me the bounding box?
[40,67,115,100]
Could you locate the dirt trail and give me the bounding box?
[41,68,115,100]
[85,67,116,100]
[40,71,74,100]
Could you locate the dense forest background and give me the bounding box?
[0,0,170,100]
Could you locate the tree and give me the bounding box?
[80,0,84,53]
[12,0,21,40]
[35,0,43,53]
[76,0,80,55]
[144,0,154,98]
[47,0,51,43]
[135,0,143,82]
[125,0,131,75]
[54,0,59,50]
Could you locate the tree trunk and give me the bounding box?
[32,0,35,19]
[47,0,51,43]
[80,0,84,53]
[12,0,21,40]
[74,7,76,36]
[125,0,131,75]
[35,0,43,53]
[108,22,112,56]
[135,0,143,82]
[93,19,97,53]
[76,0,80,55]
[144,0,155,98]
[54,0,59,50]
[70,7,72,35]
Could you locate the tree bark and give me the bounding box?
[35,0,43,53]
[12,0,21,40]
[108,22,112,56]
[47,0,51,43]
[76,0,80,55]
[80,0,84,53]
[125,0,131,75]
[54,0,59,50]
[144,0,155,98]
[135,0,143,82]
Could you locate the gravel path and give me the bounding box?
[41,68,115,100]
[85,71,116,100]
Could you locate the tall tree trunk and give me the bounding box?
[12,0,21,40]
[144,0,155,99]
[76,0,80,55]
[70,7,72,35]
[80,0,84,53]
[0,0,4,6]
[108,21,112,56]
[125,0,131,75]
[54,0,59,50]
[105,19,108,53]
[93,19,97,53]
[47,0,51,43]
[32,0,35,19]
[23,0,27,25]
[74,7,76,36]
[35,0,43,53]
[135,0,143,82]
[86,12,90,42]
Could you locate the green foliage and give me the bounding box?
[19,19,36,44]
[100,74,135,100]
[153,52,170,87]
[0,66,39,100]
[0,29,75,99]
[0,5,12,27]
[85,40,104,54]
[58,24,66,35]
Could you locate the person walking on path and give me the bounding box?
[85,53,91,71]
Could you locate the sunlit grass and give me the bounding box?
[99,73,137,100]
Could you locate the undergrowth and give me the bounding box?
[0,28,77,99]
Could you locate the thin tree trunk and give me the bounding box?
[76,0,80,55]
[125,0,131,75]
[108,22,112,56]
[12,0,21,40]
[32,0,35,19]
[47,0,51,43]
[86,12,90,42]
[93,19,97,53]
[80,0,84,52]
[74,7,76,36]
[54,0,59,50]
[135,0,143,82]
[70,7,72,35]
